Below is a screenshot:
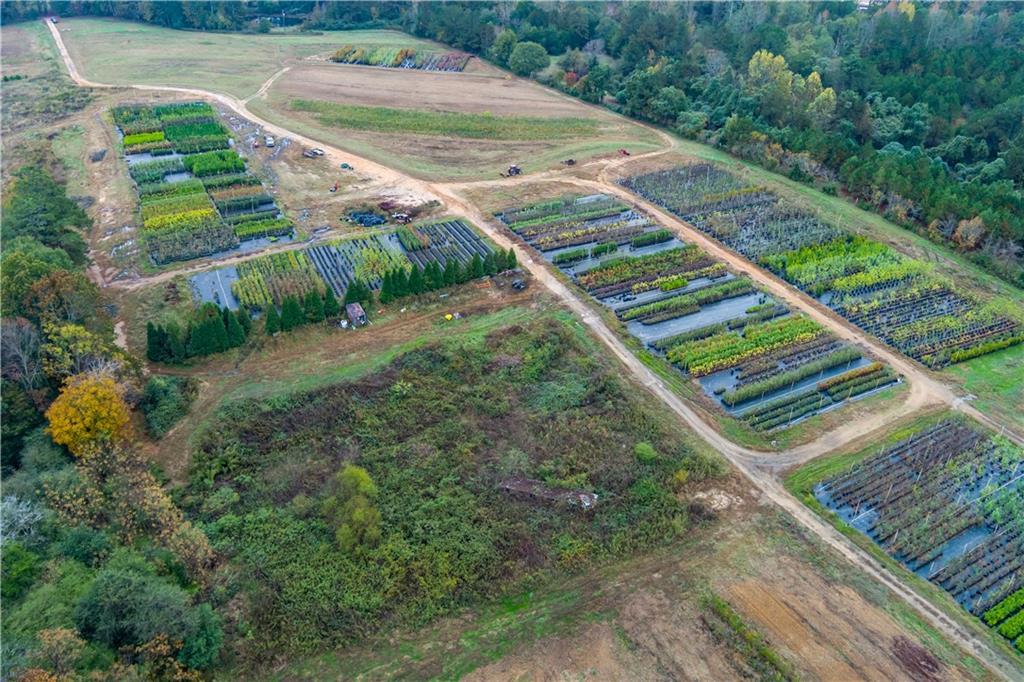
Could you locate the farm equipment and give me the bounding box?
[392,212,412,224]
[511,279,526,291]
[617,148,630,156]
[500,164,522,178]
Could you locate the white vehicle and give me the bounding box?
[264,135,275,147]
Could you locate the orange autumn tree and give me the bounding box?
[45,374,130,457]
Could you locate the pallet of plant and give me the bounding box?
[141,193,216,222]
[129,158,185,184]
[631,229,674,247]
[400,220,493,271]
[182,149,245,177]
[234,218,293,241]
[666,315,824,376]
[139,178,206,199]
[620,278,755,324]
[233,251,325,308]
[720,347,862,407]
[215,193,273,215]
[147,223,238,264]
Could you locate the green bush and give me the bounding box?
[140,376,196,438]
[0,543,42,600]
[73,552,196,649]
[634,441,659,463]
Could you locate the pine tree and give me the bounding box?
[470,253,485,279]
[146,322,160,362]
[305,289,325,322]
[429,260,444,289]
[408,265,425,294]
[392,268,409,298]
[483,252,497,276]
[443,258,458,286]
[264,305,281,334]
[344,279,367,305]
[324,287,340,317]
[168,329,186,363]
[281,295,304,331]
[211,313,229,353]
[379,271,393,304]
[505,248,517,270]
[226,308,246,347]
[235,308,251,335]
[185,321,206,357]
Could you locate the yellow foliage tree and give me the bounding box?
[45,374,130,458]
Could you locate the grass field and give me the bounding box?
[289,98,600,139]
[944,344,1024,433]
[57,18,445,98]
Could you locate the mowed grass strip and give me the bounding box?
[290,98,599,140]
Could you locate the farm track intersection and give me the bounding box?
[46,19,1024,680]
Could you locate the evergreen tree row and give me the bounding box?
[379,248,516,304]
[265,287,341,334]
[146,303,251,364]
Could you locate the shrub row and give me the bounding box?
[182,150,245,177]
[721,346,861,407]
[129,158,185,184]
[234,218,293,240]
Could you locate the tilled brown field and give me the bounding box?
[270,62,611,118]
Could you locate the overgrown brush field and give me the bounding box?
[182,317,725,656]
[113,103,292,263]
[289,99,599,140]
[800,417,1024,654]
[622,165,1023,368]
[501,195,898,434]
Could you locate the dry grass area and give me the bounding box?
[249,62,662,181]
[58,18,445,99]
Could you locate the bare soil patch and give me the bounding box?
[723,560,964,681]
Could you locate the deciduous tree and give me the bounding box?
[45,374,130,458]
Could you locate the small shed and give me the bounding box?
[345,302,367,327]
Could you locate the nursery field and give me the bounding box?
[622,165,1024,370]
[115,102,292,264]
[329,44,470,72]
[793,415,1024,656]
[500,195,899,434]
[56,18,445,98]
[192,219,497,310]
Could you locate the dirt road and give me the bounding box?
[46,20,1023,679]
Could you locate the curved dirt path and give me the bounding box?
[47,20,1024,679]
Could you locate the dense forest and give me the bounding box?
[4,0,1022,285]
